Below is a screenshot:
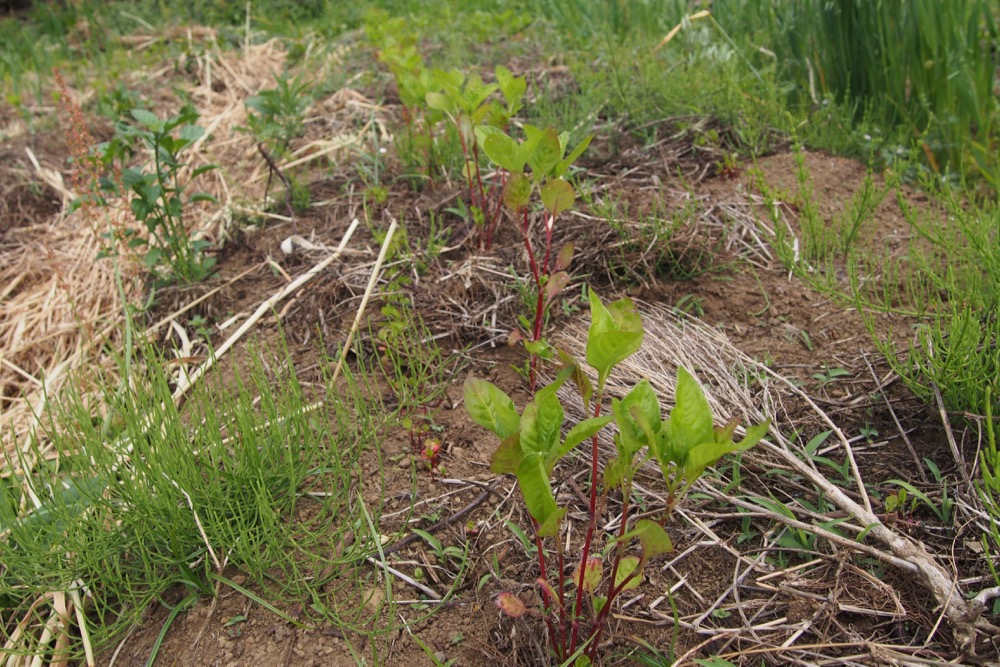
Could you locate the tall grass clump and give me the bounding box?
[859,186,1000,419]
[0,333,388,660]
[714,0,1000,188]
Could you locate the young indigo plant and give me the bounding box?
[475,122,592,387]
[465,288,770,665]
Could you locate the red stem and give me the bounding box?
[569,400,603,654]
[520,208,540,283]
[532,521,561,661]
[586,487,633,660]
[555,532,568,659]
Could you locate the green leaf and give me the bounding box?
[615,556,642,591]
[191,165,217,179]
[572,556,602,593]
[130,108,162,131]
[178,124,205,144]
[558,350,593,409]
[585,289,644,388]
[495,64,526,113]
[603,456,628,490]
[525,126,561,180]
[557,415,614,461]
[476,126,520,172]
[143,247,164,268]
[735,418,770,450]
[189,193,217,204]
[664,367,715,455]
[411,528,442,554]
[425,91,455,116]
[555,135,592,178]
[519,386,563,456]
[592,596,607,614]
[503,171,532,211]
[804,430,833,456]
[633,518,672,558]
[523,338,553,360]
[540,178,575,215]
[612,380,660,456]
[491,433,523,474]
[555,243,574,271]
[516,452,560,530]
[683,441,740,483]
[463,80,498,114]
[464,377,520,439]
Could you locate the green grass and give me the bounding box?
[0,329,400,660]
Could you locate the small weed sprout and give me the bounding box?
[465,288,769,664]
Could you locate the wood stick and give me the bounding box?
[172,218,360,404]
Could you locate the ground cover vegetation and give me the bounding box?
[1,0,999,665]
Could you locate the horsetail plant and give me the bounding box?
[465,289,770,665]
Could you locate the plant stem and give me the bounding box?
[555,530,568,659]
[532,520,560,661]
[570,394,604,655]
[588,482,634,659]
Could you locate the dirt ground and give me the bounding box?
[2,47,996,666]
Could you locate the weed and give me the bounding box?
[812,365,850,388]
[465,288,768,664]
[244,72,312,158]
[94,105,217,285]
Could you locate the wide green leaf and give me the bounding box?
[555,134,592,178]
[519,386,563,455]
[612,380,660,457]
[683,441,740,483]
[496,64,526,114]
[425,91,455,116]
[130,108,162,131]
[490,433,524,474]
[735,418,771,450]
[525,125,562,180]
[634,519,673,558]
[556,415,614,462]
[540,177,575,216]
[464,377,520,439]
[516,452,562,532]
[664,367,715,455]
[477,127,521,173]
[503,171,532,211]
[585,289,644,388]
[603,455,628,490]
[614,556,642,592]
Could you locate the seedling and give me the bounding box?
[812,365,851,387]
[427,64,526,249]
[475,121,592,387]
[465,288,769,664]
